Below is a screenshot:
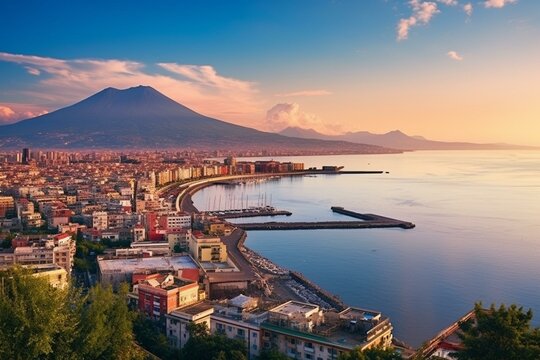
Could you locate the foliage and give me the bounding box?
[454,302,540,360]
[0,268,142,360]
[0,267,79,359]
[181,322,248,360]
[134,313,181,359]
[338,347,402,360]
[74,239,105,273]
[101,238,131,248]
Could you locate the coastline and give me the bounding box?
[174,174,356,310]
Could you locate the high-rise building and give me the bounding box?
[22,148,30,164]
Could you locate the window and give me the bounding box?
[237,329,245,337]
[227,326,232,332]
[252,332,258,338]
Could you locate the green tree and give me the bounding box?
[455,303,540,360]
[181,322,248,360]
[133,313,181,359]
[0,267,79,360]
[77,283,142,360]
[338,347,402,360]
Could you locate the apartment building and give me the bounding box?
[188,233,227,263]
[261,301,393,360]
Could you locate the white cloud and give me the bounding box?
[437,0,457,6]
[0,103,48,124]
[0,106,16,121]
[397,0,440,41]
[464,3,473,16]
[0,52,262,126]
[484,0,517,8]
[264,103,338,134]
[275,90,332,97]
[447,50,464,61]
[25,67,41,76]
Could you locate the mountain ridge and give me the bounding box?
[0,86,400,154]
[279,127,536,151]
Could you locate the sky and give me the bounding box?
[0,0,539,145]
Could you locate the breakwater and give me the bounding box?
[237,220,414,230]
[290,271,347,311]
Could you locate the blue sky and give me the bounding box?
[1,0,539,144]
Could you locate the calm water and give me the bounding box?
[194,151,540,346]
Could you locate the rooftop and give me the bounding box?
[98,255,198,273]
[270,300,320,317]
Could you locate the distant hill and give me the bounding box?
[279,127,536,151]
[0,86,399,154]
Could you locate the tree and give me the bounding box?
[0,267,79,360]
[77,283,142,360]
[134,313,181,360]
[181,322,248,360]
[455,302,540,360]
[338,347,402,360]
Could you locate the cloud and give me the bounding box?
[437,0,457,5]
[264,103,338,134]
[0,103,48,124]
[463,3,473,16]
[0,52,262,126]
[484,0,517,8]
[275,90,332,97]
[447,50,464,61]
[0,106,16,121]
[397,0,440,41]
[25,67,41,76]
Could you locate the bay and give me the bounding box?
[194,150,540,346]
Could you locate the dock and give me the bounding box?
[236,206,415,230]
[207,207,292,219]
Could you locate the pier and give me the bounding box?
[236,206,415,230]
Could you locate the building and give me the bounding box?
[0,233,76,274]
[166,301,215,348]
[0,196,15,219]
[211,295,268,359]
[189,233,227,263]
[22,147,30,165]
[97,255,200,288]
[417,310,475,359]
[135,273,200,319]
[31,264,69,289]
[92,211,108,231]
[261,301,393,359]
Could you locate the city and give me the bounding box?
[1,1,539,359]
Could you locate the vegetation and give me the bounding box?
[0,267,143,360]
[338,347,402,360]
[181,322,247,360]
[74,239,105,273]
[455,302,540,360]
[134,314,181,359]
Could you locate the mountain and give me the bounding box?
[0,86,399,153]
[279,127,535,151]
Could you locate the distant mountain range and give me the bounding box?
[0,86,398,154]
[279,127,536,151]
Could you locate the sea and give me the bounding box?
[193,151,540,346]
